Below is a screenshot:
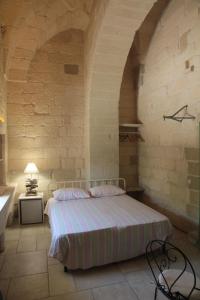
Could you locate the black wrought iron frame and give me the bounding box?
[146,240,200,300]
[163,105,195,122]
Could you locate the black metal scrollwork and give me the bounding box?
[146,240,199,300]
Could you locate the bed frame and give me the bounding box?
[48,178,126,197]
[47,177,126,272]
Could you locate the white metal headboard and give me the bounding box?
[48,178,126,196]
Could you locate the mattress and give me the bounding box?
[44,194,172,269]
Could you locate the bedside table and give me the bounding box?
[18,192,44,225]
[126,187,144,201]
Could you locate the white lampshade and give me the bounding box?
[24,162,39,174]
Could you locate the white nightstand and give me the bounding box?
[18,192,44,225]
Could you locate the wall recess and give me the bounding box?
[64,64,79,75]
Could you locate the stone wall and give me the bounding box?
[84,0,155,179]
[2,0,93,82]
[0,27,6,135]
[119,49,138,188]
[0,25,7,185]
[118,0,169,190]
[138,0,200,223]
[4,0,157,193]
[7,29,85,196]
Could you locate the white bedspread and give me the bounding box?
[45,195,172,269]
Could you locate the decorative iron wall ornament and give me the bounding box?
[163,105,195,122]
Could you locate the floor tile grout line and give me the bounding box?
[71,268,79,292]
[3,248,47,256]
[0,271,49,281]
[5,277,11,300]
[39,289,94,300]
[16,235,20,253]
[74,276,126,292]
[91,288,95,300]
[3,224,199,299]
[125,280,140,300]
[46,249,50,298]
[0,255,5,273]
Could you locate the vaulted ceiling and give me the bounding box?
[0,0,94,81]
[1,0,156,179]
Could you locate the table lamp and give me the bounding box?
[24,162,39,195]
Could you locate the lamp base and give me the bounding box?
[25,178,38,196]
[25,190,38,196]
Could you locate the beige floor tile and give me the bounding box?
[171,227,187,241]
[42,290,93,300]
[74,264,124,290]
[0,279,9,299]
[48,256,60,266]
[43,216,49,224]
[126,270,152,286]
[118,255,148,273]
[49,263,76,296]
[172,239,200,258]
[4,240,18,254]
[20,224,46,237]
[130,283,166,300]
[3,223,199,300]
[5,227,20,241]
[93,282,138,300]
[7,273,49,300]
[44,224,51,234]
[37,234,51,250]
[0,250,47,279]
[0,255,4,271]
[192,256,200,278]
[17,236,37,253]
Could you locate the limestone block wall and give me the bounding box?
[84,0,155,179]
[0,29,6,134]
[84,0,108,179]
[7,29,85,196]
[118,0,168,189]
[0,26,7,185]
[119,50,138,188]
[2,0,93,82]
[138,0,200,223]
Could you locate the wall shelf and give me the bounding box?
[119,132,140,135]
[119,123,142,128]
[119,123,144,142]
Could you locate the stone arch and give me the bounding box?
[5,0,93,81]
[85,0,155,179]
[5,0,156,182]
[7,28,86,191]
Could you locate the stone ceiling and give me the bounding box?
[0,0,94,81]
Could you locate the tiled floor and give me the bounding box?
[0,220,200,300]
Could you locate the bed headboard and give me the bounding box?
[48,178,126,196]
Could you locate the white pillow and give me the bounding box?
[53,188,90,201]
[89,185,125,198]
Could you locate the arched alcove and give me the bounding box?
[138,0,200,225]
[4,0,158,193]
[84,0,156,179]
[118,0,169,189]
[7,29,86,192]
[4,0,94,81]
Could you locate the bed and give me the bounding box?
[44,178,172,270]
